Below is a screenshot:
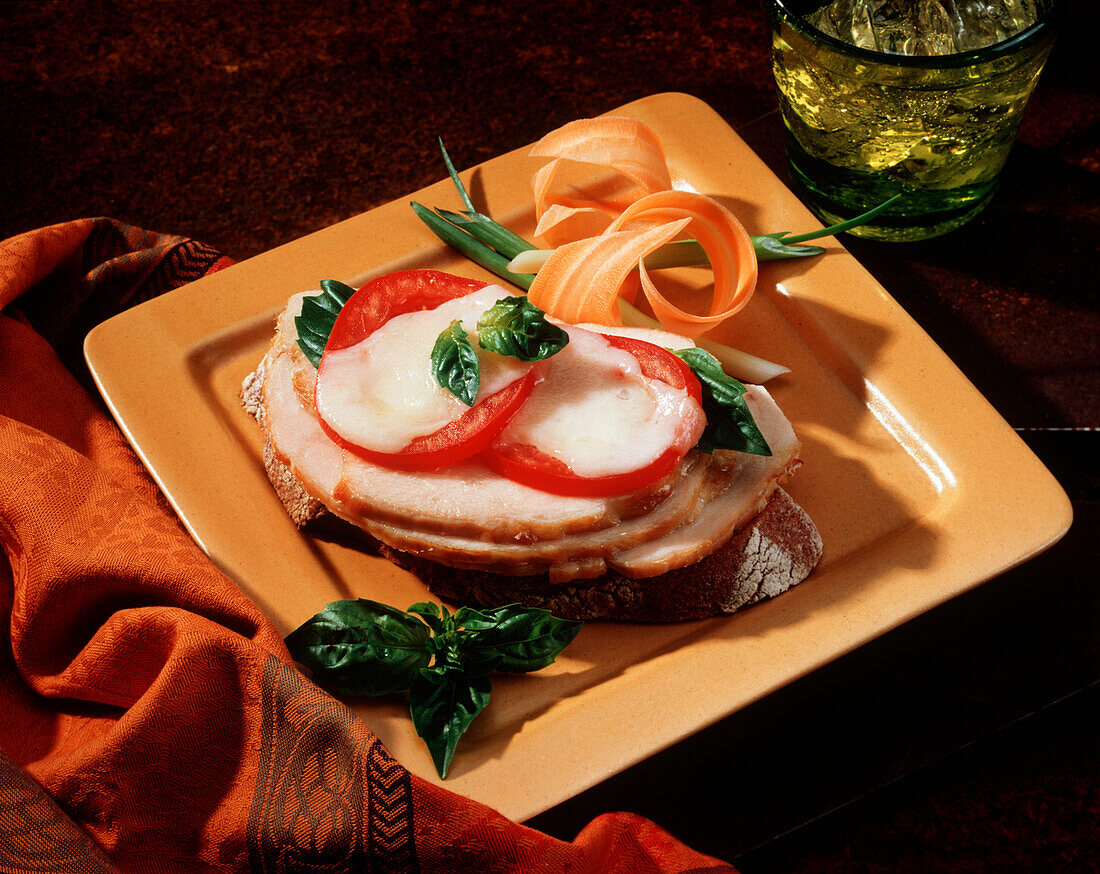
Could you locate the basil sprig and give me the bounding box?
[286,598,582,778]
[476,295,569,361]
[283,599,432,695]
[674,347,772,457]
[431,320,480,406]
[294,279,356,367]
[431,297,568,404]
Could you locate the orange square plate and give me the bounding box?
[84,92,1071,823]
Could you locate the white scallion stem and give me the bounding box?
[507,249,552,273]
[618,300,789,384]
[507,239,710,274]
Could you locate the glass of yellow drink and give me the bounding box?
[767,0,1058,241]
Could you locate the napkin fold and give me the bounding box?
[0,219,735,873]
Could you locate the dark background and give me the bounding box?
[2,1,1096,870]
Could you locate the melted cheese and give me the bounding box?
[500,326,704,477]
[315,287,531,452]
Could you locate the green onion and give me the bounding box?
[617,299,789,383]
[774,194,902,244]
[506,195,903,273]
[410,139,540,287]
[436,138,537,261]
[508,237,813,273]
[413,195,788,383]
[410,202,532,288]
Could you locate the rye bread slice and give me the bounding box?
[241,366,822,621]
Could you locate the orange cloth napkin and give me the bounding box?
[0,219,735,873]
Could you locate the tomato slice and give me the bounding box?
[325,269,487,352]
[319,370,536,471]
[481,334,704,497]
[601,334,702,407]
[482,439,688,498]
[316,270,534,472]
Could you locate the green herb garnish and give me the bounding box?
[286,598,582,778]
[476,296,569,362]
[410,141,899,386]
[432,298,567,405]
[432,319,480,406]
[674,347,771,457]
[294,279,356,367]
[283,599,432,696]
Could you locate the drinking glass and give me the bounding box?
[767,0,1058,241]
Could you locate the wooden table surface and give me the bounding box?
[2,1,1096,869]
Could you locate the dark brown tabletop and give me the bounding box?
[2,1,1096,869]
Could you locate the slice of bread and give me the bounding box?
[241,367,822,622]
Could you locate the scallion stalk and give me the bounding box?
[617,299,789,383]
[411,199,789,383]
[506,194,903,273]
[410,202,534,289]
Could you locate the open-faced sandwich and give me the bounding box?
[241,268,821,621]
[241,116,824,621]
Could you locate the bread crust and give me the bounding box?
[242,360,328,527]
[241,365,822,621]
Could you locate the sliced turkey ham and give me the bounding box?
[340,387,799,581]
[610,387,799,577]
[259,291,801,582]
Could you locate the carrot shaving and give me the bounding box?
[530,118,673,246]
[527,118,759,338]
[527,219,690,326]
[533,201,619,244]
[607,190,758,337]
[530,117,672,190]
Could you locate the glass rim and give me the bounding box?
[768,0,1059,69]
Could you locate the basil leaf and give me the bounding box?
[460,604,583,673]
[431,319,480,406]
[465,651,505,678]
[409,665,492,779]
[452,605,500,632]
[407,601,446,635]
[674,347,772,457]
[284,599,432,696]
[294,279,355,368]
[476,296,569,362]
